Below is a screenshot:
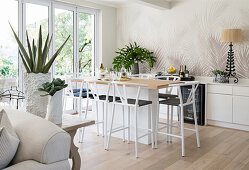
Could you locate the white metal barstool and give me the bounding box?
[105,81,155,158]
[155,81,200,157]
[84,79,112,148]
[63,78,92,143]
[155,75,181,142]
[63,78,89,117]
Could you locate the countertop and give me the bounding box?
[195,76,249,87]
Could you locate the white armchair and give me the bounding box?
[1,107,71,170]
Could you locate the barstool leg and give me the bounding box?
[193,102,200,148]
[170,105,173,143]
[78,98,84,143]
[122,105,125,142]
[150,105,155,149]
[128,106,130,144]
[155,102,159,149]
[104,102,108,149]
[96,101,100,136]
[106,103,115,150]
[79,99,89,143]
[167,105,170,142]
[134,106,138,158]
[180,105,185,157]
[102,102,104,137]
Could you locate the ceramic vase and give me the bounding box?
[47,90,63,124]
[24,73,51,118]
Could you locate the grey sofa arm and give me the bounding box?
[2,107,71,165]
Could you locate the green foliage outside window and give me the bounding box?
[0,11,93,78]
[0,56,17,78]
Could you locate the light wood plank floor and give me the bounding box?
[76,121,249,170]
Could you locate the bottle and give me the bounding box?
[179,65,185,78]
[184,65,189,78]
[100,63,104,73]
[120,65,128,79]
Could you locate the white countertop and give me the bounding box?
[195,76,249,87]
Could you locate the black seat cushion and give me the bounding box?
[128,99,152,106]
[88,95,152,106]
[89,95,120,102]
[159,98,180,106]
[158,93,178,99]
[114,98,152,107]
[73,92,93,98]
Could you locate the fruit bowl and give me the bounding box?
[167,67,177,74]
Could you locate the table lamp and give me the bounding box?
[221,29,242,83]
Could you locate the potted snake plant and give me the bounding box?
[38,78,68,124]
[10,24,70,118]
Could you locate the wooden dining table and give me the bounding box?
[70,77,183,144]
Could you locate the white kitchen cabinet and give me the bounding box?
[233,96,249,125]
[207,93,233,123]
[207,84,233,95]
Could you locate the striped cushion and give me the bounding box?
[0,109,20,169]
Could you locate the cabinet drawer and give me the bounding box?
[207,93,233,123]
[233,86,249,96]
[233,96,249,125]
[207,84,232,95]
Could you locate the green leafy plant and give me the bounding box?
[212,70,228,76]
[10,24,70,73]
[112,42,156,71]
[38,78,68,96]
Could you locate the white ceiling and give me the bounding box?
[84,0,171,9]
[84,0,131,7]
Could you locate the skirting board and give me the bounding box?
[207,119,249,131]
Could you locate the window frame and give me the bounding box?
[13,0,98,91]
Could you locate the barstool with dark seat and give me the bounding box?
[155,76,181,142]
[155,81,200,157]
[105,81,155,158]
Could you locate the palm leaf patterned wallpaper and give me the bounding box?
[117,0,249,78]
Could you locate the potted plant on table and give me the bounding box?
[38,78,68,124]
[112,42,156,74]
[10,24,70,118]
[212,70,229,83]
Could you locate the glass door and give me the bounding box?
[25,3,49,42]
[78,11,95,77]
[54,8,74,78]
[0,0,19,89]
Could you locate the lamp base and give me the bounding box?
[228,72,239,83]
[226,42,239,84]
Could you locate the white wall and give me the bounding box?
[117,0,249,78]
[57,0,117,68]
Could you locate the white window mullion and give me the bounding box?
[18,0,25,91]
[93,11,98,76]
[50,2,55,78]
[74,8,79,77]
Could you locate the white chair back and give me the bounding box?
[155,75,181,94]
[66,78,86,99]
[86,80,112,102]
[111,81,148,106]
[170,81,200,105]
[129,74,155,79]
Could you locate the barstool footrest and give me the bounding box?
[137,131,153,140]
[157,131,182,139]
[108,126,129,134]
[184,127,196,132]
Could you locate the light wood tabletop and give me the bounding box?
[118,78,182,90]
[71,78,183,90]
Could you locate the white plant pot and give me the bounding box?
[24,73,51,118]
[47,90,63,125]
